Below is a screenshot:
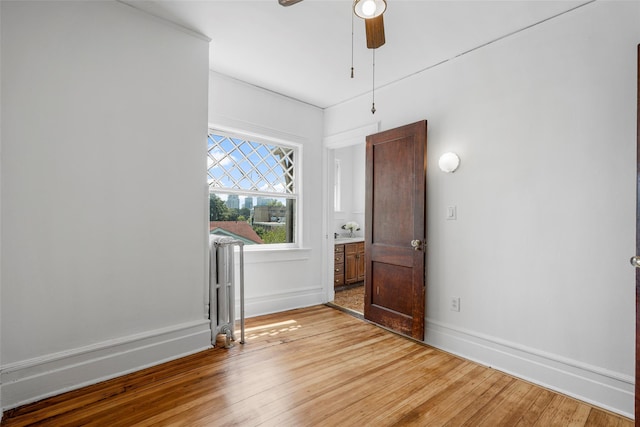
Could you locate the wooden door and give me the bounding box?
[364,120,427,340]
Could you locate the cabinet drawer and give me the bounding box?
[334,244,345,253]
[345,241,365,254]
[345,243,358,255]
[334,253,344,264]
[334,262,344,274]
[334,274,345,286]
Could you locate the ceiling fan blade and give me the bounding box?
[278,0,304,6]
[365,14,385,49]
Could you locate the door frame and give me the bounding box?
[322,123,379,303]
[634,43,639,423]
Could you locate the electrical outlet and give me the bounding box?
[450,297,460,312]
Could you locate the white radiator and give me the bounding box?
[209,235,245,348]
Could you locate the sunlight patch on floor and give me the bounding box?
[244,319,301,339]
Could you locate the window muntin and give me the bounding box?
[208,130,298,246]
[207,134,294,194]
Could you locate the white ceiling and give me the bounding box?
[124,0,590,109]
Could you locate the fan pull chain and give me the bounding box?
[350,11,355,78]
[371,48,376,114]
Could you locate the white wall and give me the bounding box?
[333,144,365,238]
[209,72,325,317]
[1,1,210,409]
[325,0,639,417]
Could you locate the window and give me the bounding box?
[208,130,298,246]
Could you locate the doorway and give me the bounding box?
[332,143,366,314]
[325,120,428,340]
[325,123,378,314]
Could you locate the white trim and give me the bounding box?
[425,319,634,418]
[1,320,211,411]
[334,158,342,212]
[210,118,308,147]
[323,122,379,149]
[207,122,305,248]
[321,144,331,305]
[242,247,311,264]
[241,287,324,318]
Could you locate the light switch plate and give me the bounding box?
[446,206,457,220]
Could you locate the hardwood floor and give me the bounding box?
[1,305,633,426]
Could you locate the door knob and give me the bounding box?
[411,240,423,251]
[630,256,640,268]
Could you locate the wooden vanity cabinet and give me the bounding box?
[334,244,345,287]
[345,242,365,285]
[334,241,365,287]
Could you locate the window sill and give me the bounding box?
[233,246,311,264]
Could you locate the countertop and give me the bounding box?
[334,237,364,244]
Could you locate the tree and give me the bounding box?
[210,193,229,221]
[227,208,239,221]
[254,226,286,244]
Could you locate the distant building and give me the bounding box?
[244,197,254,210]
[209,221,263,245]
[254,205,286,223]
[225,194,239,209]
[256,197,275,206]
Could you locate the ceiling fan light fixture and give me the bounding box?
[278,0,304,6]
[354,0,386,19]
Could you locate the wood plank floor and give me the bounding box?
[1,305,633,426]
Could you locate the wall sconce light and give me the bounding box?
[438,152,460,173]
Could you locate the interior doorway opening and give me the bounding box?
[324,124,377,314]
[330,142,365,315]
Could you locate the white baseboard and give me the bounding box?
[426,319,634,419]
[1,319,211,411]
[1,287,324,413]
[242,286,325,318]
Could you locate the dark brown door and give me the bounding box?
[364,120,427,340]
[634,43,639,424]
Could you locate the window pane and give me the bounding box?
[208,133,295,194]
[208,130,298,246]
[209,193,295,245]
